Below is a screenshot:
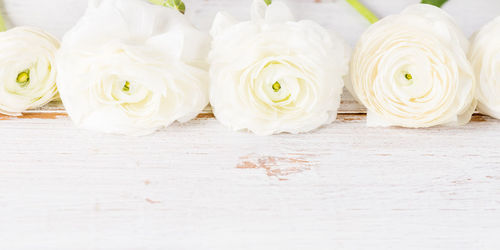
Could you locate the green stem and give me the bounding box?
[346,0,379,24]
[149,0,186,14]
[0,10,7,32]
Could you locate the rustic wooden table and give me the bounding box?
[1,0,499,249]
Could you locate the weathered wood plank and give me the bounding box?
[1,112,500,249]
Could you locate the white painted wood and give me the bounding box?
[1,115,500,249]
[1,1,500,249]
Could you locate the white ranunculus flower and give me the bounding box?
[470,17,500,119]
[57,0,209,135]
[209,0,350,135]
[349,4,476,128]
[0,27,59,116]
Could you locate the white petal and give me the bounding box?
[57,0,210,135]
[265,1,295,23]
[350,4,476,128]
[210,12,239,38]
[0,26,59,115]
[470,16,500,119]
[209,0,349,135]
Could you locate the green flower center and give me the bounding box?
[405,73,413,81]
[272,81,281,92]
[16,70,30,88]
[122,81,131,92]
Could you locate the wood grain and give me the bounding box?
[1,113,500,249]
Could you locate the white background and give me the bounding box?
[2,0,500,44]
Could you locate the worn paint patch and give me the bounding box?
[196,113,216,119]
[0,112,67,120]
[471,115,488,122]
[145,198,161,204]
[237,154,314,181]
[0,109,491,126]
[337,114,365,122]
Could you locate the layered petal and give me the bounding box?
[0,27,59,115]
[209,0,350,135]
[349,4,476,128]
[469,16,500,119]
[57,0,210,135]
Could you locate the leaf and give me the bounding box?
[264,0,272,6]
[421,0,449,8]
[149,0,186,14]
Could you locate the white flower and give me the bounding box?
[349,4,476,128]
[57,0,210,135]
[0,27,59,116]
[470,16,500,119]
[209,0,350,135]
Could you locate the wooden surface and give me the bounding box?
[1,0,500,249]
